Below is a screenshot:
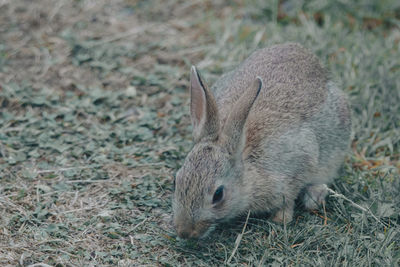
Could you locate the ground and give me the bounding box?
[0,0,399,266]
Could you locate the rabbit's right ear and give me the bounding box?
[190,66,219,142]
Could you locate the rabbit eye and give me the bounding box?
[212,185,224,204]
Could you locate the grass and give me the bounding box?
[0,0,399,266]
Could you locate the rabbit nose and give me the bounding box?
[176,224,199,239]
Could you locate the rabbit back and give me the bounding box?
[211,43,349,159]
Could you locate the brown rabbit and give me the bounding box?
[172,43,351,239]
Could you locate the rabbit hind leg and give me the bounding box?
[271,199,294,224]
[302,184,328,210]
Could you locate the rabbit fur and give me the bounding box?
[172,43,351,239]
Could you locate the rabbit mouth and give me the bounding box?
[176,220,215,240]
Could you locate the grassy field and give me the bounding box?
[0,0,399,266]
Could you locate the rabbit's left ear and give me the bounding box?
[190,66,219,142]
[220,77,262,156]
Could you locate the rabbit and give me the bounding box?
[172,43,351,239]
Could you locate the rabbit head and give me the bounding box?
[172,66,261,239]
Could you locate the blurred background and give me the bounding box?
[0,0,399,266]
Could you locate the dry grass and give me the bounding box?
[0,0,399,266]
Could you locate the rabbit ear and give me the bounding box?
[190,66,219,142]
[220,77,262,156]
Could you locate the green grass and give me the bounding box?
[0,0,399,266]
